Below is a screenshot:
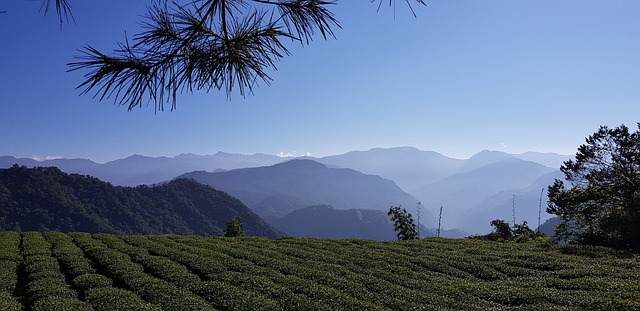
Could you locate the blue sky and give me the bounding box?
[1,1,639,163]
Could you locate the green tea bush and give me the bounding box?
[1,232,637,311]
[26,277,77,301]
[86,287,161,311]
[72,274,113,294]
[191,280,281,311]
[0,291,21,311]
[134,254,201,286]
[125,273,214,311]
[560,244,633,258]
[94,234,148,258]
[21,232,51,257]
[45,231,96,277]
[31,296,93,311]
[0,232,22,262]
[27,269,66,282]
[0,261,18,293]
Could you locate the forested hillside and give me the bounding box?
[0,166,280,238]
[0,232,637,310]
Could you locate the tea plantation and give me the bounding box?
[0,231,638,310]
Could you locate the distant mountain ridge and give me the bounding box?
[0,165,281,238]
[0,152,284,186]
[1,148,569,189]
[273,205,467,240]
[177,159,431,225]
[1,147,571,235]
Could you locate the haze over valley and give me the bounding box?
[1,147,570,237]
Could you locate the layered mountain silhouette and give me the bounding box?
[273,205,467,240]
[319,148,568,234]
[318,147,464,193]
[0,152,282,186]
[0,165,280,238]
[177,159,430,225]
[1,147,571,236]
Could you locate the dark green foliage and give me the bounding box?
[225,217,244,237]
[45,231,96,277]
[26,277,77,301]
[0,231,638,310]
[86,287,161,311]
[0,232,21,262]
[75,234,213,311]
[0,166,280,238]
[126,275,214,311]
[490,219,513,240]
[0,292,21,311]
[548,124,640,249]
[31,296,93,311]
[0,262,18,293]
[191,280,281,311]
[72,274,112,294]
[476,220,542,242]
[388,206,418,240]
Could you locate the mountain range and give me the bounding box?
[0,165,280,238]
[1,147,571,235]
[176,159,430,225]
[0,153,283,186]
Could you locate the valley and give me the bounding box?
[1,147,570,238]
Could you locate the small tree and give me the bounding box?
[388,206,418,240]
[490,219,513,240]
[224,216,244,237]
[513,221,534,237]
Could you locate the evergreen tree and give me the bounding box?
[547,124,640,249]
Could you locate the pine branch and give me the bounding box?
[41,0,75,28]
[68,0,424,111]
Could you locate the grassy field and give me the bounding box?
[0,232,638,310]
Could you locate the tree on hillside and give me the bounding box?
[513,220,535,237]
[224,216,244,237]
[388,205,418,240]
[15,0,425,111]
[547,124,640,249]
[489,219,512,240]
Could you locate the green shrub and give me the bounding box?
[0,261,18,293]
[191,280,281,311]
[559,244,631,258]
[134,254,201,286]
[86,287,161,311]
[126,274,214,311]
[26,277,77,301]
[27,269,66,282]
[32,296,93,311]
[23,254,56,266]
[72,274,113,293]
[0,232,22,262]
[0,291,22,311]
[21,232,51,257]
[46,232,96,277]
